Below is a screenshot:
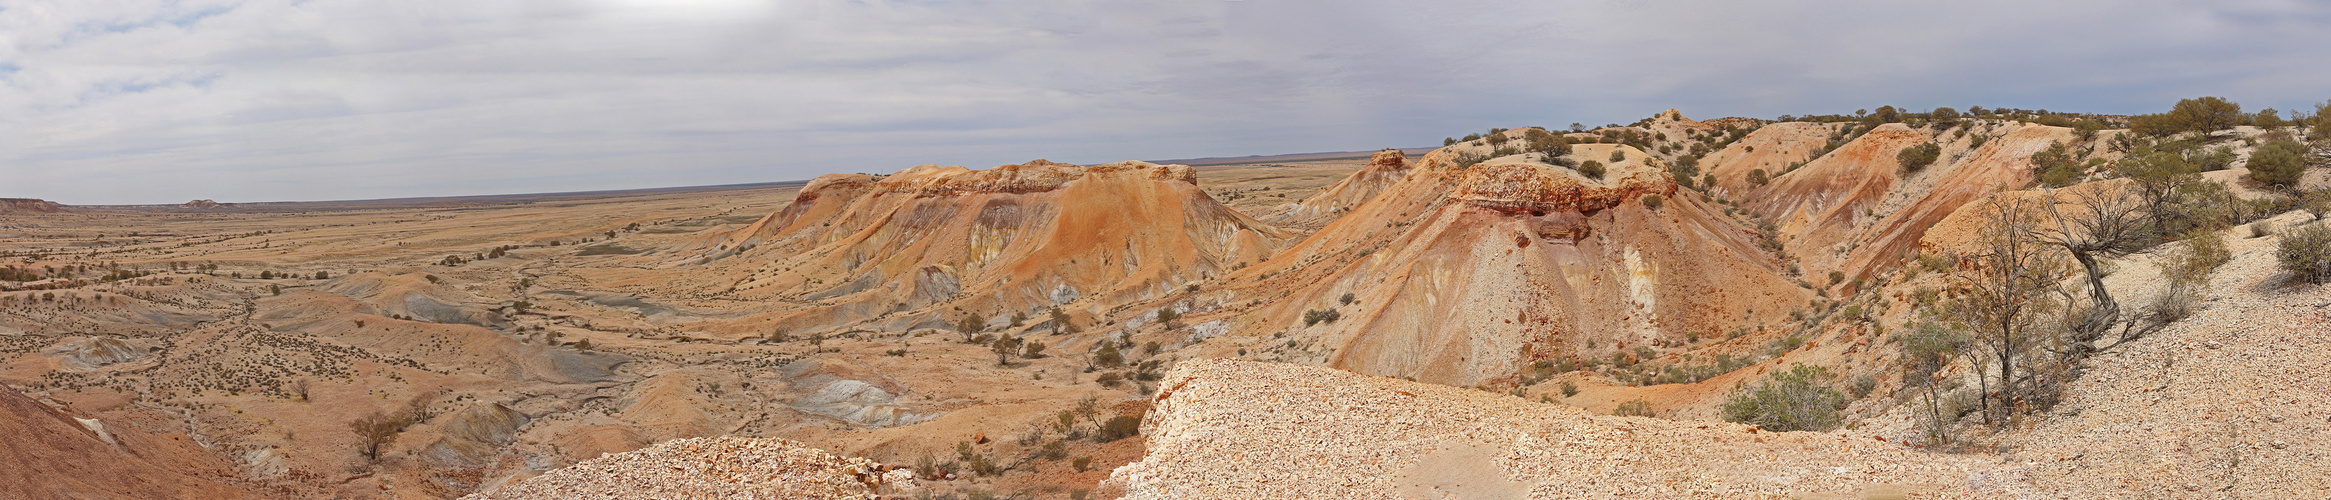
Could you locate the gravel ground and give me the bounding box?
[2007,213,2331,498]
[463,436,915,500]
[1113,359,2032,499]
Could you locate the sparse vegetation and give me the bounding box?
[1301,308,1341,326]
[1612,399,1655,417]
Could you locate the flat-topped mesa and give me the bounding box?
[873,160,1197,196]
[0,198,64,213]
[1455,162,1676,214]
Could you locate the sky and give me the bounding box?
[2,0,2327,204]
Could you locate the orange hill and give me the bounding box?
[1199,131,1811,387]
[677,160,1294,336]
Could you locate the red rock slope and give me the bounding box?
[0,385,248,499]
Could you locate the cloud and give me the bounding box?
[1,0,2326,204]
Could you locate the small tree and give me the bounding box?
[349,411,408,461]
[1746,169,1770,186]
[1021,340,1048,359]
[957,313,986,342]
[2169,96,2242,135]
[2248,139,2308,188]
[1155,308,1182,330]
[1930,107,1961,127]
[1048,307,1078,334]
[1896,142,1942,173]
[1871,105,1901,124]
[991,336,1022,366]
[1948,198,2069,421]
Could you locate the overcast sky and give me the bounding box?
[3,0,2326,204]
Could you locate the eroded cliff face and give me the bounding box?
[1207,139,1809,387]
[677,160,1291,336]
[1724,122,2069,284]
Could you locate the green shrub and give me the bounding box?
[1578,160,1606,179]
[2279,224,2331,283]
[1642,195,1664,210]
[1609,150,1626,162]
[2249,139,2308,188]
[1720,364,1846,432]
[1746,168,1770,186]
[1098,414,1143,442]
[1895,142,1941,173]
[1560,380,1579,397]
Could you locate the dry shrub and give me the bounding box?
[2279,223,2331,283]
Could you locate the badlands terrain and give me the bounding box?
[3,109,2329,499]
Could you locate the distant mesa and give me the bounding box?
[179,199,236,209]
[0,198,65,214]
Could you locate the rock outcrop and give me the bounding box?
[1282,149,1411,221]
[467,436,914,499]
